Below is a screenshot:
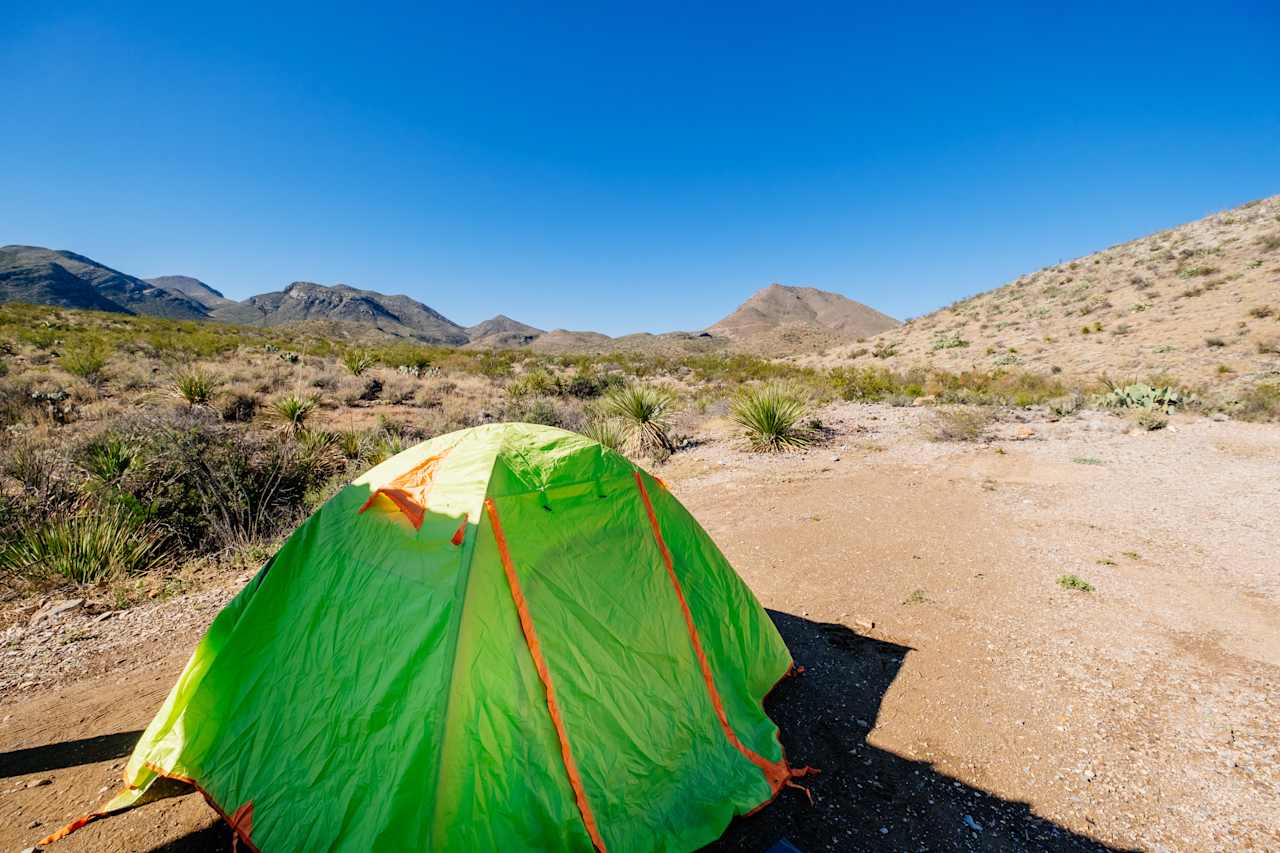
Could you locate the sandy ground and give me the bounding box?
[2,403,1277,851]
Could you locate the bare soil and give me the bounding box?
[3,403,1278,851]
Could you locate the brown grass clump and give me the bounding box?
[928,406,994,442]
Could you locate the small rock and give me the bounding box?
[1211,412,1229,422]
[1083,769,1096,781]
[963,815,983,832]
[27,819,41,828]
[21,846,41,853]
[854,619,875,632]
[28,778,53,788]
[93,611,117,623]
[831,455,840,462]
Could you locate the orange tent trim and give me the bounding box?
[484,498,609,853]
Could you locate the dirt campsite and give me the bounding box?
[3,398,1278,851]
[4,6,1280,847]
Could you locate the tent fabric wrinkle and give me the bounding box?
[39,423,799,852]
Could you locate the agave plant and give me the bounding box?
[730,383,816,452]
[601,384,676,456]
[171,368,223,407]
[270,394,319,433]
[0,503,171,584]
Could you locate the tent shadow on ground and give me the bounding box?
[706,611,1131,852]
[142,610,1130,852]
[0,729,144,779]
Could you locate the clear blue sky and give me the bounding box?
[3,2,1277,335]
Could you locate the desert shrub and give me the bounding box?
[219,390,259,422]
[2,438,81,517]
[831,366,902,401]
[508,369,560,398]
[59,342,108,383]
[601,384,676,457]
[1057,574,1094,592]
[928,407,994,442]
[1232,383,1280,422]
[1257,339,1280,355]
[1256,232,1280,252]
[564,370,620,399]
[270,394,319,432]
[871,341,898,359]
[1133,410,1168,431]
[931,333,970,350]
[730,383,816,452]
[295,429,347,479]
[1205,336,1226,348]
[1248,305,1273,319]
[172,368,223,407]
[0,502,172,585]
[341,349,377,376]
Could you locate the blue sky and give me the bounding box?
[3,2,1277,335]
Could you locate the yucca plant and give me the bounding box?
[82,435,133,484]
[365,432,407,466]
[730,383,816,452]
[270,394,319,433]
[0,503,172,584]
[601,384,676,456]
[582,417,628,452]
[171,368,223,407]
[341,349,377,376]
[296,429,345,476]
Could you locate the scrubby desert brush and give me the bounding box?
[59,342,108,384]
[270,393,319,432]
[171,368,223,407]
[928,406,994,442]
[601,383,676,457]
[730,383,816,452]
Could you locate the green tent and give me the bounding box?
[44,423,807,851]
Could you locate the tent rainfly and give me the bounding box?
[42,422,810,851]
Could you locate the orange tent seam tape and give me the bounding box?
[485,498,609,853]
[634,472,800,796]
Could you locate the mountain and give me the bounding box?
[0,245,209,320]
[825,194,1280,384]
[708,283,900,354]
[146,275,233,309]
[211,281,470,345]
[465,314,544,348]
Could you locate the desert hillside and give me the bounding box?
[825,195,1280,386]
[711,283,899,354]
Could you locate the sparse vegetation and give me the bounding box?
[59,342,108,383]
[928,407,993,442]
[1057,574,1095,592]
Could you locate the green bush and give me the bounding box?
[729,383,816,452]
[59,342,108,382]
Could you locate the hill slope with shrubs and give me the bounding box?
[824,194,1280,386]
